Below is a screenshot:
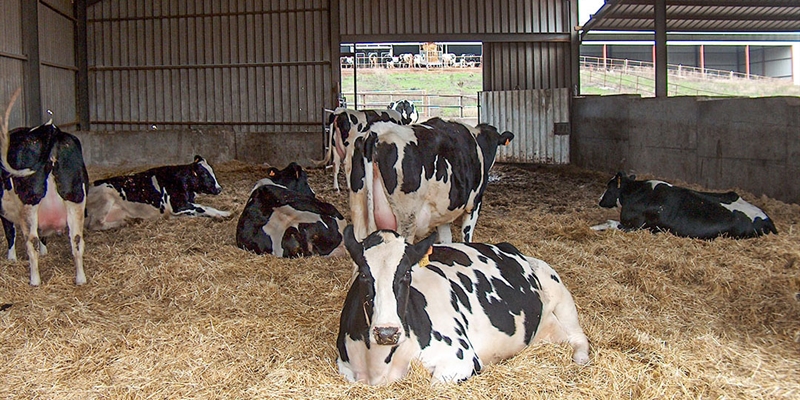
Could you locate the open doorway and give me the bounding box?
[339,42,482,127]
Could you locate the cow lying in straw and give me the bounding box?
[85,156,230,230]
[337,226,589,385]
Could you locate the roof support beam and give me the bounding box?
[75,0,90,130]
[655,0,668,97]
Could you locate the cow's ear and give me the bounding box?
[193,155,204,163]
[343,225,365,264]
[407,231,437,267]
[499,131,514,146]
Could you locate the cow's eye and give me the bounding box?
[359,272,368,280]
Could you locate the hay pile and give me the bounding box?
[1,161,798,399]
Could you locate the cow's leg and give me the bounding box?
[39,237,47,256]
[436,224,453,244]
[460,202,482,242]
[19,206,41,286]
[332,154,341,192]
[65,201,86,285]
[174,204,231,218]
[429,349,482,384]
[2,217,16,260]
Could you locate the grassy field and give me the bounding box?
[342,66,800,106]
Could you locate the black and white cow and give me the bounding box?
[387,100,419,125]
[315,108,405,192]
[85,156,229,230]
[0,89,89,285]
[349,117,513,243]
[337,226,589,385]
[236,162,346,258]
[594,172,777,239]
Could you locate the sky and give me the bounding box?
[579,0,605,25]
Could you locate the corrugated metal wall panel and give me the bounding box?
[88,0,333,132]
[483,42,571,91]
[340,0,569,36]
[39,1,77,126]
[479,88,570,164]
[0,0,26,128]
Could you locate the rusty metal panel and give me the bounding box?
[483,42,571,91]
[479,88,570,164]
[340,0,569,36]
[87,0,333,132]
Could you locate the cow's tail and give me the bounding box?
[364,132,378,235]
[0,88,34,177]
[311,108,336,167]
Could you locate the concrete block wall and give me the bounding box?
[74,129,324,170]
[572,95,800,204]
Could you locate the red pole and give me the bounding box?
[700,44,705,76]
[745,45,751,78]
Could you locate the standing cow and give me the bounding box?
[85,156,229,230]
[315,108,405,192]
[387,100,419,125]
[336,226,589,385]
[0,89,89,285]
[236,163,346,257]
[349,117,513,243]
[594,172,777,239]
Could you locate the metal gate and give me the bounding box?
[479,88,570,164]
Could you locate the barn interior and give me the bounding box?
[0,1,799,398]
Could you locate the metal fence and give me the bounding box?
[341,90,479,120]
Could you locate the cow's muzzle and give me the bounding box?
[373,326,401,346]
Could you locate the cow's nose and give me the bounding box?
[374,326,400,345]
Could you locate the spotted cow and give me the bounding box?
[387,99,419,125]
[236,163,346,257]
[85,156,229,230]
[315,108,405,192]
[349,117,513,243]
[0,89,89,285]
[336,226,589,385]
[593,172,777,239]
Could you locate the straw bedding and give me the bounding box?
[0,161,798,399]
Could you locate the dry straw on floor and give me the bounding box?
[1,161,798,399]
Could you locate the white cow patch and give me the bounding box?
[719,196,768,221]
[261,205,333,257]
[647,180,672,190]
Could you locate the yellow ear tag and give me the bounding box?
[418,246,433,268]
[616,176,621,188]
[269,170,276,177]
[504,138,510,145]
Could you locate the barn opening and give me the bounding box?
[339,42,482,127]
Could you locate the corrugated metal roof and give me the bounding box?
[581,1,800,36]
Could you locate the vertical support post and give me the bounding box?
[569,0,580,96]
[745,44,751,78]
[75,0,90,130]
[329,0,341,105]
[654,0,667,97]
[699,44,705,77]
[21,0,42,126]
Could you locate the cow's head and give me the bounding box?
[343,225,437,347]
[266,162,315,197]
[474,123,514,169]
[599,172,635,208]
[192,155,223,195]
